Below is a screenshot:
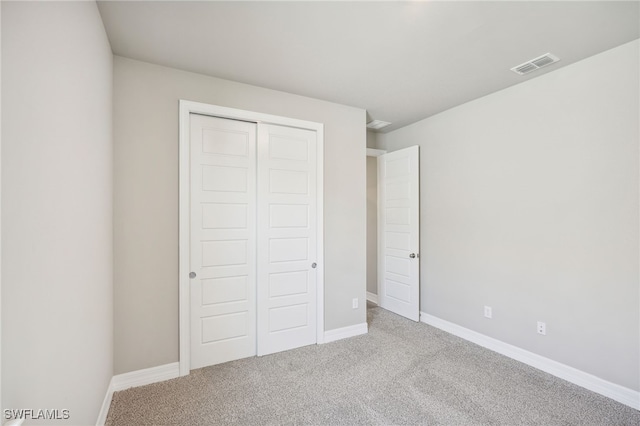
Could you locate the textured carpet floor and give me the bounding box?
[106,307,640,425]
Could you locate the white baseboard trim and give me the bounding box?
[112,362,180,392]
[96,362,180,425]
[323,322,368,343]
[366,291,378,305]
[420,312,640,410]
[96,377,114,426]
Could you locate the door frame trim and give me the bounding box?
[178,100,325,376]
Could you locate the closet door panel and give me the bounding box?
[257,124,318,356]
[190,114,257,369]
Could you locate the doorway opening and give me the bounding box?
[366,148,385,307]
[366,146,421,321]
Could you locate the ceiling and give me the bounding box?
[97,1,640,133]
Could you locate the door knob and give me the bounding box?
[311,262,317,268]
[409,253,416,259]
[189,272,196,279]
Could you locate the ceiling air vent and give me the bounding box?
[511,53,559,75]
[367,120,391,130]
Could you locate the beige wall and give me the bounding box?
[1,2,113,424]
[378,40,640,391]
[114,57,367,374]
[366,157,378,296]
[366,130,378,149]
[366,131,381,297]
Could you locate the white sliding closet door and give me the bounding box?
[257,124,318,356]
[190,114,257,369]
[188,113,318,369]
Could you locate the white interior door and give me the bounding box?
[257,124,317,356]
[378,146,420,321]
[190,114,257,369]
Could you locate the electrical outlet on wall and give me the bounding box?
[484,306,492,319]
[352,298,358,309]
[537,321,546,335]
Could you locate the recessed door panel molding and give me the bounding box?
[257,123,317,356]
[268,304,309,332]
[202,128,250,157]
[378,146,420,322]
[202,165,248,192]
[385,156,412,178]
[269,238,309,263]
[269,270,309,298]
[182,103,324,375]
[202,203,248,229]
[201,276,248,306]
[201,312,249,344]
[385,231,411,251]
[269,204,309,228]
[385,255,411,277]
[386,207,411,225]
[386,182,411,200]
[269,134,309,162]
[202,240,248,267]
[385,279,411,303]
[269,169,309,194]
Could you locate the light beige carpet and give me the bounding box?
[106,307,639,425]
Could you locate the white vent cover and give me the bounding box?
[511,53,560,75]
[367,120,391,130]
